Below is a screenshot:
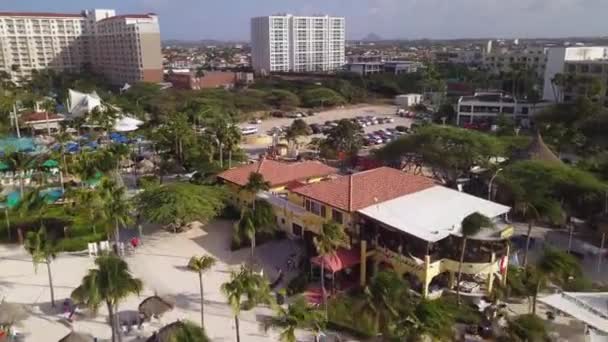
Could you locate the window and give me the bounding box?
[305,199,325,217]
[332,209,343,224]
[459,105,472,113]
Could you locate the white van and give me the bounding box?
[241,126,259,135]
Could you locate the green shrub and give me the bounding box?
[327,295,377,338]
[54,233,105,252]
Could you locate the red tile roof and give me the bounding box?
[0,12,85,18]
[21,112,63,122]
[218,159,337,188]
[292,167,436,212]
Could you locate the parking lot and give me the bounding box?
[239,104,414,153]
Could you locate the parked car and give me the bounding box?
[287,112,303,118]
[310,123,322,134]
[271,111,285,118]
[249,118,262,124]
[241,126,259,136]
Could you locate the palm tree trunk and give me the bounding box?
[219,143,224,168]
[522,221,533,268]
[321,259,328,317]
[234,315,241,342]
[19,174,24,197]
[199,271,205,329]
[532,280,541,314]
[251,231,255,263]
[228,150,233,169]
[114,218,120,254]
[46,258,55,307]
[116,302,123,342]
[456,238,468,305]
[45,111,51,135]
[107,301,117,342]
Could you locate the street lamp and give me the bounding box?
[488,168,504,201]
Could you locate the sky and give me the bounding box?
[1,0,607,41]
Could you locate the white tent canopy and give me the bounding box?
[114,116,143,132]
[358,185,511,242]
[67,89,102,118]
[539,292,608,334]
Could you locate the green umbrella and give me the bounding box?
[0,161,8,171]
[42,159,59,168]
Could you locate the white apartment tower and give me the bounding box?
[0,9,163,85]
[251,14,345,73]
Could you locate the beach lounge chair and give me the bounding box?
[87,243,98,257]
[99,241,110,253]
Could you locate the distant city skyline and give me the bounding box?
[1,0,607,41]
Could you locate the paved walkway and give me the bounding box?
[0,220,315,342]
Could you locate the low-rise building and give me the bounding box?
[542,46,608,106]
[20,112,64,133]
[483,46,547,76]
[457,92,551,127]
[395,93,422,108]
[221,163,513,298]
[344,60,421,76]
[217,158,338,207]
[166,70,254,90]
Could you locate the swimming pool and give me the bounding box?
[0,137,41,153]
[4,187,64,208]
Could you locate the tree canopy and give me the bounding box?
[376,125,504,186]
[136,183,227,229]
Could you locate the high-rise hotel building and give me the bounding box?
[0,9,162,85]
[251,14,345,73]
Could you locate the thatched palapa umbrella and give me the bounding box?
[58,331,94,342]
[138,296,174,320]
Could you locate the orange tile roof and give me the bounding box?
[21,112,63,122]
[292,167,436,212]
[218,159,337,187]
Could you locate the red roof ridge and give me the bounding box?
[348,174,353,212]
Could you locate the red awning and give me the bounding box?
[311,248,360,273]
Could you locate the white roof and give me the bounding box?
[68,89,102,117]
[357,186,511,242]
[114,116,143,132]
[540,292,608,333]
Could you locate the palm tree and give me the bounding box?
[54,130,72,176]
[168,320,210,342]
[24,226,57,307]
[71,254,143,342]
[68,187,107,236]
[224,124,242,169]
[210,118,228,168]
[512,196,564,268]
[263,296,326,342]
[456,212,492,305]
[236,199,275,259]
[3,151,39,196]
[221,266,274,342]
[313,222,349,316]
[360,270,412,334]
[100,178,133,248]
[530,247,582,314]
[40,98,56,135]
[241,172,270,211]
[187,255,217,329]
